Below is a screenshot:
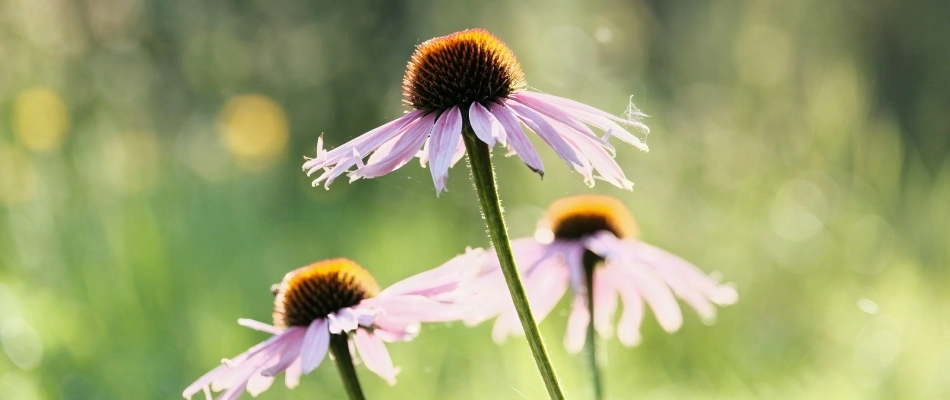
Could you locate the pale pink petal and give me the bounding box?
[509,95,613,154]
[592,270,618,338]
[260,328,305,376]
[557,124,633,189]
[490,263,570,341]
[372,319,420,342]
[629,240,739,306]
[469,102,501,147]
[504,99,583,169]
[238,319,282,335]
[366,136,400,166]
[329,308,360,333]
[366,295,460,322]
[354,329,398,385]
[417,138,430,166]
[514,91,649,151]
[564,296,590,354]
[427,106,463,194]
[284,358,302,388]
[378,248,484,298]
[300,319,330,374]
[586,233,683,332]
[246,373,275,397]
[491,307,519,343]
[183,364,227,398]
[487,102,544,175]
[351,113,437,179]
[601,263,644,347]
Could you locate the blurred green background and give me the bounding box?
[1,0,949,399]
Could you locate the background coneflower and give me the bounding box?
[458,195,737,399]
[183,253,481,400]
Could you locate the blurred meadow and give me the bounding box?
[2,0,950,399]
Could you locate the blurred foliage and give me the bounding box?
[1,0,949,399]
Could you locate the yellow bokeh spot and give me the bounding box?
[0,145,37,206]
[217,94,289,168]
[13,88,70,151]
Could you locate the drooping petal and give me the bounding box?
[329,308,360,333]
[428,106,463,194]
[378,247,485,298]
[487,102,544,175]
[366,295,461,323]
[350,113,437,179]
[592,269,618,338]
[629,240,739,306]
[300,319,330,374]
[246,373,275,397]
[284,358,302,389]
[601,263,644,347]
[564,296,590,354]
[354,329,398,385]
[183,364,228,399]
[586,233,683,332]
[514,91,649,151]
[469,102,503,147]
[504,99,584,170]
[557,124,633,189]
[509,94,609,151]
[305,110,425,187]
[489,262,570,341]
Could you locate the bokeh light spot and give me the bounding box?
[0,316,43,370]
[217,94,289,169]
[13,88,70,151]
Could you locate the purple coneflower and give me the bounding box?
[461,195,738,351]
[302,29,650,194]
[183,253,481,400]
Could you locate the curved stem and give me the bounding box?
[330,333,367,400]
[462,128,566,400]
[583,261,605,400]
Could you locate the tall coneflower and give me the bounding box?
[302,29,651,399]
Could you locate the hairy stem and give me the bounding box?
[330,334,367,400]
[462,128,566,400]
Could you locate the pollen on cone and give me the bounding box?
[542,195,638,240]
[403,29,526,111]
[273,258,380,328]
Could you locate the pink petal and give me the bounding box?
[469,102,502,147]
[564,296,590,354]
[300,319,330,374]
[487,102,544,175]
[490,264,570,342]
[306,110,425,187]
[366,295,460,322]
[246,373,275,397]
[183,364,227,398]
[329,308,360,334]
[372,319,420,342]
[491,307,519,343]
[504,99,583,169]
[558,124,633,189]
[378,248,484,298]
[351,113,437,179]
[515,91,649,151]
[450,139,466,167]
[427,106,463,194]
[354,329,398,385]
[284,358,302,388]
[586,233,683,332]
[601,264,644,347]
[509,93,608,151]
[592,270,618,338]
[260,328,306,376]
[630,240,739,306]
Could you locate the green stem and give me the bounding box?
[583,261,605,400]
[462,128,566,400]
[330,334,367,400]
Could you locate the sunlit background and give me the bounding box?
[1,0,949,399]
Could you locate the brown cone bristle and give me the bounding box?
[542,195,638,241]
[402,29,526,112]
[272,258,380,328]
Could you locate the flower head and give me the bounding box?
[303,28,650,195]
[183,253,482,400]
[460,195,737,352]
